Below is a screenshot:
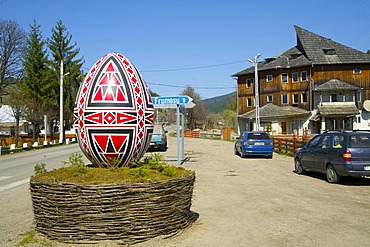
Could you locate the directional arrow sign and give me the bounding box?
[152,96,193,106]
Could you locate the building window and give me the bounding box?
[292,94,299,104]
[292,72,298,83]
[266,74,273,82]
[331,94,337,102]
[281,73,288,83]
[282,94,288,104]
[247,98,253,107]
[355,90,361,102]
[301,93,307,103]
[301,71,307,81]
[246,79,252,88]
[267,95,273,102]
[353,69,361,74]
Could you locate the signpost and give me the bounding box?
[152,95,195,165]
[153,96,191,105]
[152,96,193,108]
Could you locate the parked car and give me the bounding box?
[234,131,274,158]
[148,124,168,151]
[294,130,370,183]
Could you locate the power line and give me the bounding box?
[141,60,248,72]
[146,81,236,90]
[82,59,248,73]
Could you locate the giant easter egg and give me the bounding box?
[73,52,154,167]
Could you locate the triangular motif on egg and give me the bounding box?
[92,63,128,103]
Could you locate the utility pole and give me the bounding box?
[248,53,261,131]
[59,60,70,144]
[59,60,64,144]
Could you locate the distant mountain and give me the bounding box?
[203,91,236,114]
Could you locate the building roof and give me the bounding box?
[0,105,15,122]
[240,103,310,119]
[314,79,360,92]
[295,26,370,64]
[0,105,27,123]
[318,103,359,116]
[232,26,370,77]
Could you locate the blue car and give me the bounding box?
[148,124,168,152]
[294,130,370,183]
[234,131,274,158]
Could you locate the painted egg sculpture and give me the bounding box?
[73,52,154,167]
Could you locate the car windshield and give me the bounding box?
[349,134,370,148]
[153,125,163,134]
[247,132,270,140]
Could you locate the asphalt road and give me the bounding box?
[1,137,370,247]
[0,144,88,192]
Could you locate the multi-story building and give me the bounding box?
[232,25,370,135]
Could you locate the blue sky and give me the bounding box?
[1,0,369,99]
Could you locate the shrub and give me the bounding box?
[31,153,193,185]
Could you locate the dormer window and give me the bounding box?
[265,58,276,63]
[290,53,302,59]
[353,69,361,74]
[323,48,336,55]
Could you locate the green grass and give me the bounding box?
[31,153,193,185]
[16,231,52,247]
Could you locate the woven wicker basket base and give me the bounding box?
[30,173,196,244]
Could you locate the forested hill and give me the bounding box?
[202,91,236,113]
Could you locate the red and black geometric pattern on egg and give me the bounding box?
[83,111,137,125]
[87,129,133,167]
[88,56,133,108]
[73,52,154,167]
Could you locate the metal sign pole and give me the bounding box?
[151,96,195,166]
[176,104,180,166]
[181,111,185,162]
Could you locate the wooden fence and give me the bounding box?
[271,134,313,156]
[0,133,76,147]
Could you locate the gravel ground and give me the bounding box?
[1,136,370,247]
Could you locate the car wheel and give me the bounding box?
[234,147,239,155]
[267,153,273,159]
[240,148,247,158]
[160,144,167,151]
[326,164,340,183]
[295,159,305,174]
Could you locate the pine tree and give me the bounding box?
[47,20,84,131]
[20,20,49,142]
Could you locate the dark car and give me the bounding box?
[148,124,168,151]
[234,131,274,158]
[294,130,370,183]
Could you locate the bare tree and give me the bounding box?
[22,97,43,142]
[222,109,237,130]
[7,87,27,146]
[181,85,205,130]
[0,19,26,98]
[205,112,222,130]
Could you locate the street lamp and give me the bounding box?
[248,53,261,131]
[59,60,70,144]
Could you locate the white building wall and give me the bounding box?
[355,110,370,130]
